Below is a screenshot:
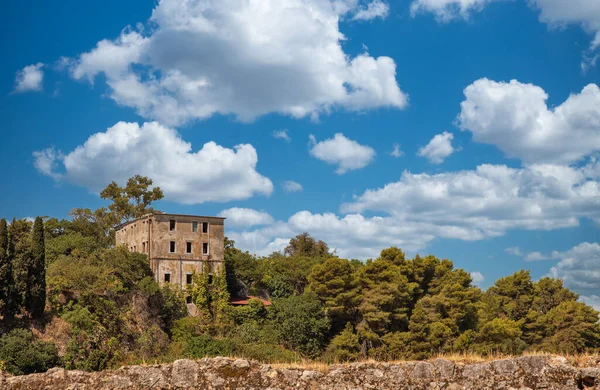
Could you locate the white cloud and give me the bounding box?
[228,159,600,259]
[459,79,600,165]
[410,0,503,22]
[550,242,600,290]
[352,0,390,21]
[470,271,485,285]
[33,121,273,204]
[342,161,600,240]
[62,0,407,126]
[228,211,439,259]
[524,251,549,261]
[218,208,274,228]
[273,129,291,142]
[391,143,404,158]
[283,181,303,193]
[505,246,523,256]
[580,295,600,311]
[309,133,376,174]
[528,0,600,51]
[14,63,44,93]
[417,131,456,164]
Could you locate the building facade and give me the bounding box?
[115,213,225,292]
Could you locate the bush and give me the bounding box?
[0,329,61,375]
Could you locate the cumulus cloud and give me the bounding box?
[60,0,407,126]
[273,129,291,142]
[524,251,549,261]
[580,295,600,311]
[33,121,273,204]
[228,159,600,259]
[391,143,404,158]
[459,79,600,165]
[352,0,390,21]
[528,0,600,51]
[309,133,376,174]
[218,208,274,228]
[470,271,485,285]
[410,0,503,21]
[417,132,456,164]
[343,161,600,240]
[283,181,303,193]
[550,242,600,290]
[14,63,44,93]
[228,211,440,259]
[506,246,523,256]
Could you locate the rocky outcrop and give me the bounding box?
[2,355,600,389]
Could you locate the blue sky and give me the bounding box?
[1,0,600,304]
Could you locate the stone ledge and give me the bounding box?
[1,355,599,389]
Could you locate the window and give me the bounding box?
[170,241,176,253]
[142,242,146,252]
[186,273,193,285]
[186,242,192,254]
[208,274,213,285]
[170,220,176,231]
[192,221,198,232]
[203,243,209,255]
[186,296,192,304]
[202,222,209,234]
[164,273,171,283]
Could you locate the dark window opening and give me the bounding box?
[186,274,193,285]
[170,220,176,231]
[208,274,213,285]
[170,241,176,253]
[186,242,192,254]
[202,222,209,233]
[164,273,171,283]
[186,296,192,304]
[203,243,209,255]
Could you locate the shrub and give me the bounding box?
[0,329,61,375]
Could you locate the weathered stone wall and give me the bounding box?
[3,355,600,389]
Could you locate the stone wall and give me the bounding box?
[2,355,600,389]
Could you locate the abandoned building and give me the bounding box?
[115,213,225,298]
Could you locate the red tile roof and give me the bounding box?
[229,296,272,306]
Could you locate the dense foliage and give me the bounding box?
[0,175,598,375]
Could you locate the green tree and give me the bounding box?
[356,258,411,347]
[284,233,329,257]
[535,301,600,354]
[100,175,164,225]
[482,270,534,323]
[29,217,46,319]
[270,293,331,358]
[325,322,361,362]
[308,257,362,332]
[10,218,31,314]
[0,219,12,319]
[0,328,60,375]
[473,318,527,355]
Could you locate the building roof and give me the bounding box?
[229,296,272,306]
[115,212,226,230]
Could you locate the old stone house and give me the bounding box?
[115,213,225,301]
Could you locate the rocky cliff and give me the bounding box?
[2,355,600,389]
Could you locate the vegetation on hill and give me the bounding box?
[0,175,598,375]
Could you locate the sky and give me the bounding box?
[1,0,600,306]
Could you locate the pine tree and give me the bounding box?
[0,219,11,319]
[29,217,46,319]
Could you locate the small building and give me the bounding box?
[115,213,225,292]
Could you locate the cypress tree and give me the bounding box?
[29,217,46,319]
[0,219,11,319]
[9,218,28,315]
